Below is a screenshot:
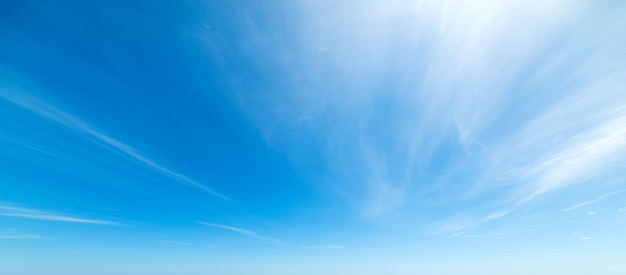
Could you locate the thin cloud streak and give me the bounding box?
[515,115,626,205]
[235,0,626,230]
[0,204,118,225]
[0,91,229,200]
[1,213,115,224]
[0,229,48,240]
[563,200,595,212]
[0,234,46,240]
[563,189,626,212]
[198,222,282,244]
[482,210,511,222]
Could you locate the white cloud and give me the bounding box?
[563,189,626,212]
[0,204,117,225]
[461,74,626,204]
[619,207,626,212]
[0,91,228,200]
[198,222,282,244]
[586,211,596,216]
[482,210,511,222]
[515,114,626,205]
[208,0,626,233]
[563,201,595,212]
[0,229,48,240]
[580,237,591,240]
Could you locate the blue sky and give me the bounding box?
[1,0,626,274]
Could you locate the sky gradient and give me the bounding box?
[1,1,626,274]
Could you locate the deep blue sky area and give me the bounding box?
[2,1,626,274]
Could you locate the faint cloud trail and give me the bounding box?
[0,91,229,200]
[563,189,626,212]
[0,204,119,225]
[198,222,283,244]
[515,115,626,206]
[0,228,48,240]
[563,200,595,212]
[198,222,346,249]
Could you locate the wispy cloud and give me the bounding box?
[458,80,626,232]
[0,204,118,225]
[563,189,626,212]
[563,200,595,212]
[482,210,511,222]
[586,211,596,216]
[580,237,592,240]
[0,91,228,200]
[514,115,626,205]
[198,222,282,244]
[206,0,626,238]
[0,228,48,240]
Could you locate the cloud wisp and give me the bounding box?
[513,114,626,206]
[563,189,626,212]
[563,200,595,212]
[198,222,347,249]
[229,0,626,234]
[0,228,48,240]
[0,91,229,200]
[0,204,119,225]
[198,222,283,244]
